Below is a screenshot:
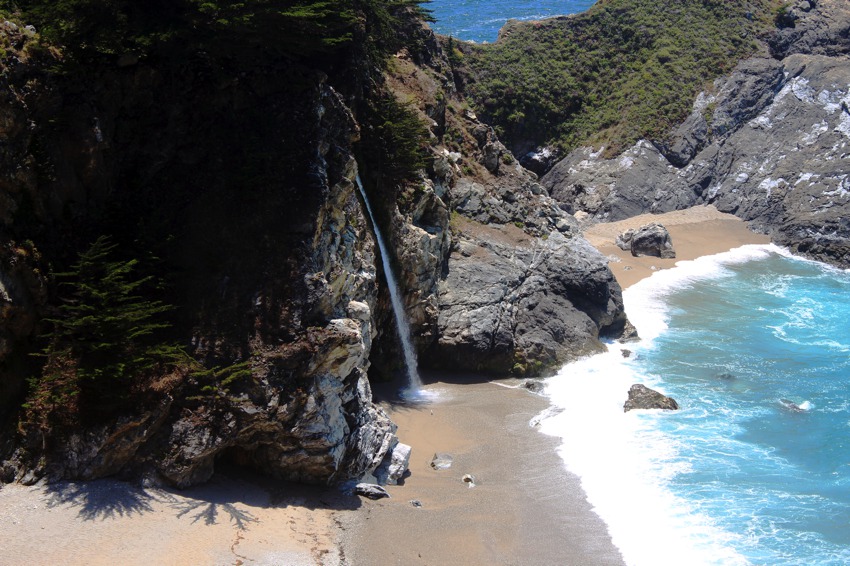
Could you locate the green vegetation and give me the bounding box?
[27,236,184,426]
[360,93,431,190]
[460,0,786,156]
[3,0,432,62]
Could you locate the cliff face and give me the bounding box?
[366,27,628,379]
[0,9,629,487]
[0,20,408,486]
[542,0,850,268]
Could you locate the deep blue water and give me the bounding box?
[541,245,850,565]
[426,0,596,42]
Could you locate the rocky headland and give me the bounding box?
[542,0,850,268]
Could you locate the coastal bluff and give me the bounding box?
[543,0,850,269]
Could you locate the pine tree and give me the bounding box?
[33,236,182,422]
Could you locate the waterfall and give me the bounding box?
[355,174,425,398]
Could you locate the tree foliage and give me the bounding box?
[3,0,433,61]
[460,0,785,156]
[29,236,183,425]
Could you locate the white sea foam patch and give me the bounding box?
[538,348,750,566]
[624,244,782,343]
[533,246,789,566]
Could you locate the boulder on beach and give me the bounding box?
[355,483,391,500]
[623,384,679,412]
[617,224,676,259]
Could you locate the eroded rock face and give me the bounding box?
[623,384,679,412]
[1,66,404,488]
[434,224,626,376]
[542,2,850,268]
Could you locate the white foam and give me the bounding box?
[538,348,749,566]
[534,245,793,565]
[624,244,783,343]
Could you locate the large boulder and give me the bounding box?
[623,384,679,412]
[432,223,629,376]
[624,223,676,259]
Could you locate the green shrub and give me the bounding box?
[460,0,785,156]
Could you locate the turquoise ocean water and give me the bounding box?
[540,245,850,565]
[427,0,595,42]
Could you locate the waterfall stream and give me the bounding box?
[355,174,425,398]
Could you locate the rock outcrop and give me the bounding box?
[0,20,407,487]
[623,384,679,412]
[618,224,676,259]
[542,0,850,268]
[371,31,631,378]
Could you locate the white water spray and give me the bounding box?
[355,174,425,399]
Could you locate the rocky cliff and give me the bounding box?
[0,4,629,488]
[542,0,850,268]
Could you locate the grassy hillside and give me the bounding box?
[456,0,788,157]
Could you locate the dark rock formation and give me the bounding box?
[623,384,679,412]
[434,225,626,375]
[542,1,850,268]
[0,21,406,488]
[378,34,630,378]
[619,224,676,259]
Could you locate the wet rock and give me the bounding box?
[623,384,679,412]
[522,380,545,393]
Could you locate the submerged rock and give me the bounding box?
[623,384,679,412]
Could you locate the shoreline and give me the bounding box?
[583,205,771,290]
[0,206,770,565]
[341,206,771,564]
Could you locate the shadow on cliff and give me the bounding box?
[40,466,360,526]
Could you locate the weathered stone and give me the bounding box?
[373,442,411,485]
[430,453,453,470]
[355,483,391,499]
[623,384,679,412]
[629,224,675,259]
[432,229,628,376]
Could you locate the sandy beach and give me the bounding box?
[0,206,770,566]
[584,205,770,289]
[341,206,771,565]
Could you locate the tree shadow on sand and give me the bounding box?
[44,479,160,521]
[40,467,361,528]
